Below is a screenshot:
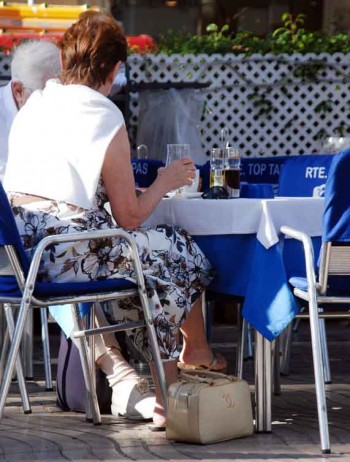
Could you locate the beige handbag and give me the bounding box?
[166,369,254,444]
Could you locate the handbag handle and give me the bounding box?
[180,369,237,384]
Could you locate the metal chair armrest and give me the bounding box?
[280,225,318,296]
[24,228,143,305]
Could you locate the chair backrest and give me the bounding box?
[197,160,210,192]
[240,156,288,195]
[318,149,350,293]
[131,158,164,188]
[0,183,29,269]
[323,149,350,243]
[132,158,210,192]
[278,154,334,197]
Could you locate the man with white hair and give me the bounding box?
[0,40,61,181]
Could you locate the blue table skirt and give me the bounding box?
[193,235,256,296]
[194,234,322,341]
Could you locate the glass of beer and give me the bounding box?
[166,144,190,197]
[210,148,225,187]
[224,147,240,198]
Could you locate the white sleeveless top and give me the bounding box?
[4,79,124,209]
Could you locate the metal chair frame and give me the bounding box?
[0,228,167,424]
[281,225,350,454]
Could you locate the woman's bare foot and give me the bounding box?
[178,349,227,371]
[178,297,227,371]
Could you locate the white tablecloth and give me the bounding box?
[142,197,324,248]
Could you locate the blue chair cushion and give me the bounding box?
[289,275,350,296]
[0,275,136,299]
[289,276,308,292]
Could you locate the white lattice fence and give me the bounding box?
[0,53,11,83]
[128,52,350,158]
[2,51,350,158]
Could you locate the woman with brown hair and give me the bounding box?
[4,10,226,429]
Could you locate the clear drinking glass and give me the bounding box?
[166,144,190,197]
[210,148,224,187]
[224,147,240,198]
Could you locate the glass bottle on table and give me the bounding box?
[224,147,240,198]
[210,148,225,187]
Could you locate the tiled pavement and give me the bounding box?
[0,321,349,462]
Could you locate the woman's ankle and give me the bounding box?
[150,360,178,428]
[179,345,213,365]
[153,402,166,428]
[96,347,140,385]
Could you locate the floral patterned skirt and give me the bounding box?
[10,196,214,361]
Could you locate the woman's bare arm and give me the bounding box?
[102,127,195,229]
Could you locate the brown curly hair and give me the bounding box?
[59,10,127,89]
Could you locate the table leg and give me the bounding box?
[254,331,272,433]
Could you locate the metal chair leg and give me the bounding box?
[0,290,33,418]
[318,312,331,384]
[71,303,101,425]
[245,322,254,359]
[279,314,331,385]
[279,323,293,376]
[308,300,331,453]
[236,315,246,379]
[0,324,10,382]
[4,305,31,414]
[40,307,53,391]
[272,338,281,396]
[138,286,167,411]
[86,303,96,423]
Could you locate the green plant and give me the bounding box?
[155,23,234,55]
[148,13,350,56]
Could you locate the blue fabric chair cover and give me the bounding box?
[197,161,210,192]
[131,158,164,188]
[278,154,334,197]
[132,157,210,192]
[323,149,350,243]
[240,156,288,186]
[287,149,350,295]
[279,154,334,284]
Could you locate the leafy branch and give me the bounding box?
[153,13,350,56]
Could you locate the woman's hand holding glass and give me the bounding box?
[162,144,196,197]
[158,157,196,197]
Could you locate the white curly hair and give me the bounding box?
[11,40,61,91]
